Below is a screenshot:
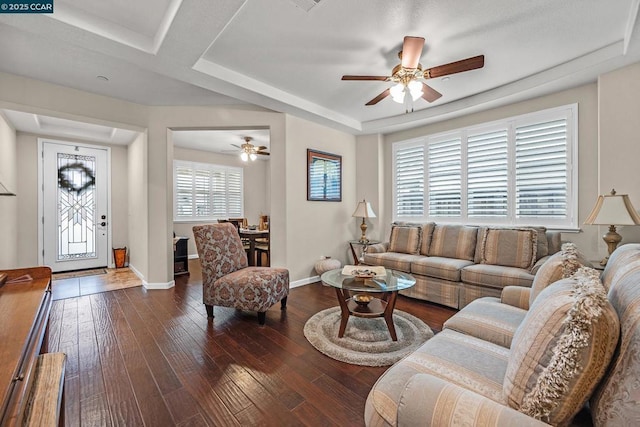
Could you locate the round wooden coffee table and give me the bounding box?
[320,268,416,341]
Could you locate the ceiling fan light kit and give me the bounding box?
[342,36,485,112]
[236,136,269,162]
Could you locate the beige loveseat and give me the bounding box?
[365,243,640,426]
[364,223,562,309]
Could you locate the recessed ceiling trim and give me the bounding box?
[192,58,362,131]
[49,1,182,54]
[624,0,640,54]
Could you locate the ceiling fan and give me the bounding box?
[342,36,484,110]
[231,136,270,161]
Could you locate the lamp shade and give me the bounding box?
[352,200,376,218]
[584,190,640,225]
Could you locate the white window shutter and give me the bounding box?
[175,166,194,218]
[428,137,462,217]
[515,118,568,219]
[395,144,424,217]
[467,129,508,217]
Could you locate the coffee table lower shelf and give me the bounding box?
[335,288,399,341]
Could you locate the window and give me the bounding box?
[174,160,243,221]
[392,104,577,228]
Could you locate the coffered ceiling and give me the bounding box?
[0,0,639,135]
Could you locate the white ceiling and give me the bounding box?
[172,128,270,157]
[0,0,639,135]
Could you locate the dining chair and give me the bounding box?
[193,223,289,325]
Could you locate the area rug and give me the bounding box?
[303,307,433,366]
[52,268,107,280]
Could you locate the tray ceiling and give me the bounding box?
[0,0,639,134]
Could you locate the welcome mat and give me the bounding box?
[53,268,108,280]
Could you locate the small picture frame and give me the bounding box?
[307,149,342,202]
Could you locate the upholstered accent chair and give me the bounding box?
[193,223,289,325]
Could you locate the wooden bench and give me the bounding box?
[21,353,66,426]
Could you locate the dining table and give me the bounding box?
[239,228,269,266]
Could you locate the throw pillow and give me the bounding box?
[480,228,537,270]
[428,225,478,261]
[388,225,421,255]
[529,242,582,305]
[503,267,619,425]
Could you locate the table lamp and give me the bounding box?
[584,189,640,266]
[352,199,376,243]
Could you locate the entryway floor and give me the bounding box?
[51,267,142,300]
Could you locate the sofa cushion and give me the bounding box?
[388,225,421,254]
[428,225,478,261]
[504,268,619,425]
[590,245,640,425]
[443,297,527,348]
[362,251,423,273]
[480,228,537,270]
[366,329,509,426]
[411,256,474,282]
[529,242,582,305]
[461,264,535,289]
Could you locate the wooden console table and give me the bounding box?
[0,267,59,425]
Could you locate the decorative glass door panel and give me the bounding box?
[42,142,109,272]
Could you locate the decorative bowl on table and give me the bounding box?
[352,293,373,306]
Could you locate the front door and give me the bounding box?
[41,141,109,272]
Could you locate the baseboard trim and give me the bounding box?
[188,254,199,259]
[129,264,144,280]
[143,280,175,290]
[291,275,320,288]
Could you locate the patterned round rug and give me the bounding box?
[303,306,433,366]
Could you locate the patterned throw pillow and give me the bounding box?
[480,228,537,270]
[388,225,421,255]
[504,267,619,425]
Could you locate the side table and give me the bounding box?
[349,240,381,265]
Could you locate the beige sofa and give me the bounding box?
[364,223,562,309]
[365,243,640,426]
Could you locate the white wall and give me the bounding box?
[15,133,130,267]
[285,115,357,279]
[172,146,269,256]
[597,62,640,254]
[0,112,17,268]
[127,132,148,278]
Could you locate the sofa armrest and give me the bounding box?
[366,242,389,254]
[501,286,531,310]
[397,374,549,426]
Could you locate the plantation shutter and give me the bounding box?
[173,161,244,221]
[515,118,568,218]
[428,137,462,217]
[175,166,194,218]
[467,129,508,217]
[194,169,211,217]
[227,170,243,217]
[395,144,424,217]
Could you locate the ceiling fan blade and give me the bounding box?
[256,151,270,156]
[424,55,485,79]
[231,143,242,149]
[421,83,442,102]
[401,36,425,69]
[342,75,390,81]
[365,88,391,106]
[255,146,268,151]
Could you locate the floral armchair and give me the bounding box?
[192,223,289,325]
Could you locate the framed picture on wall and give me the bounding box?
[307,149,342,201]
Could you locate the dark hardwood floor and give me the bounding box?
[48,260,457,426]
